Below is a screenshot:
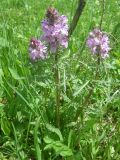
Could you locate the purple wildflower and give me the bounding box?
[87,28,110,58]
[41,8,68,53]
[29,38,47,60]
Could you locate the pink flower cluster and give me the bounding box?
[29,8,68,60]
[87,28,110,58]
[29,8,111,61]
[29,38,47,60]
[41,8,68,53]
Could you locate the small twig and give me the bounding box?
[69,0,86,37]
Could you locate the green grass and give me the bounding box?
[0,0,120,159]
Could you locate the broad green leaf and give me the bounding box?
[60,149,73,157]
[44,137,73,157]
[9,68,24,80]
[0,153,8,160]
[0,68,3,82]
[44,136,54,144]
[1,117,10,136]
[68,130,73,148]
[44,143,53,150]
[36,82,47,88]
[0,37,9,48]
[53,141,73,157]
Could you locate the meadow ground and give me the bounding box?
[0,0,120,159]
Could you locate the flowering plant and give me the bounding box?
[41,8,68,53]
[29,8,69,61]
[87,28,110,58]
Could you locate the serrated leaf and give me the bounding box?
[46,124,63,141]
[73,81,89,97]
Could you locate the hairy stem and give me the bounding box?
[69,0,86,37]
[54,53,60,128]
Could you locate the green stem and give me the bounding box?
[54,53,60,128]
